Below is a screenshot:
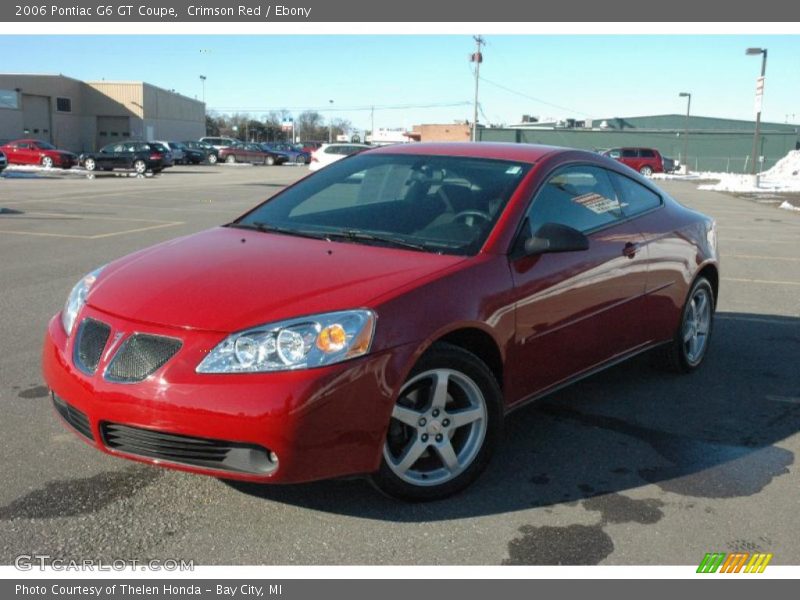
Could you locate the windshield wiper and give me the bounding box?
[325,229,432,252]
[228,221,331,241]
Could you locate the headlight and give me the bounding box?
[196,310,376,373]
[61,266,105,335]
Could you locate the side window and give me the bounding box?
[640,149,655,158]
[17,142,30,149]
[621,149,637,158]
[527,166,624,235]
[609,172,662,217]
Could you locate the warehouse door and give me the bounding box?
[96,116,131,150]
[21,94,52,142]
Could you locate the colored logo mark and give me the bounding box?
[697,552,773,573]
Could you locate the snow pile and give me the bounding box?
[697,173,800,193]
[762,150,800,180]
[779,201,800,212]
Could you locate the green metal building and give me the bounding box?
[478,114,800,172]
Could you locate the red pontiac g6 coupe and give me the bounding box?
[42,143,718,500]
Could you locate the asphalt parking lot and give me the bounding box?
[0,165,798,565]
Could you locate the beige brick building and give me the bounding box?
[0,74,205,152]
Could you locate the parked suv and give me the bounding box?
[603,147,664,176]
[79,141,170,174]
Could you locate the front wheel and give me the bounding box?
[225,154,237,164]
[639,165,654,177]
[133,159,147,174]
[41,156,54,169]
[207,153,218,165]
[266,155,275,166]
[370,343,502,501]
[83,158,96,171]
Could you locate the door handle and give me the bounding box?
[622,242,639,259]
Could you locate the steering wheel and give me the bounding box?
[452,210,492,226]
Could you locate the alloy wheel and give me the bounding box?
[682,287,712,365]
[383,368,487,487]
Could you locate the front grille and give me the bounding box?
[104,334,181,383]
[52,393,94,441]
[101,423,276,474]
[73,318,111,375]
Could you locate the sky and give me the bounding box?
[1,35,798,132]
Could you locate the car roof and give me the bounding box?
[365,142,564,164]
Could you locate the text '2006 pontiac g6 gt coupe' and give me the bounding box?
[43,143,718,501]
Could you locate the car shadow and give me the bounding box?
[225,311,800,521]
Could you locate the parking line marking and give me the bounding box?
[2,211,183,224]
[721,239,799,245]
[0,230,93,239]
[726,254,800,262]
[88,222,184,239]
[722,277,800,286]
[716,314,800,325]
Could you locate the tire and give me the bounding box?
[370,343,503,501]
[41,156,54,169]
[658,277,714,373]
[225,154,237,164]
[266,155,276,166]
[133,159,147,174]
[207,153,218,165]
[639,165,654,177]
[83,158,96,171]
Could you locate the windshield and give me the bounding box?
[235,153,531,255]
[35,141,56,150]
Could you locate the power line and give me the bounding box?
[478,76,590,117]
[208,101,472,113]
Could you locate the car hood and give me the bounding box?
[87,226,466,332]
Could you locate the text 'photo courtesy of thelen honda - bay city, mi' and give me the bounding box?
[43,142,718,501]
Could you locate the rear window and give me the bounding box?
[610,172,662,217]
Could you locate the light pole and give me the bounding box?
[746,47,768,181]
[679,92,691,174]
[328,99,334,143]
[199,75,207,134]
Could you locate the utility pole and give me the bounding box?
[746,48,768,182]
[470,35,484,142]
[371,105,374,144]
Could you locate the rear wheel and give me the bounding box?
[41,156,54,169]
[370,343,502,501]
[226,154,237,164]
[639,165,654,177]
[83,158,96,171]
[266,155,276,166]
[133,159,147,174]
[207,153,218,165]
[658,277,714,373]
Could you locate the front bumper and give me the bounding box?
[42,307,414,483]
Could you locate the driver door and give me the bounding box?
[508,164,648,402]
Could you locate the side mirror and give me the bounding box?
[520,222,589,256]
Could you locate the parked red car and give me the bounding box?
[1,138,77,168]
[42,143,718,500]
[217,142,287,165]
[603,147,665,176]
